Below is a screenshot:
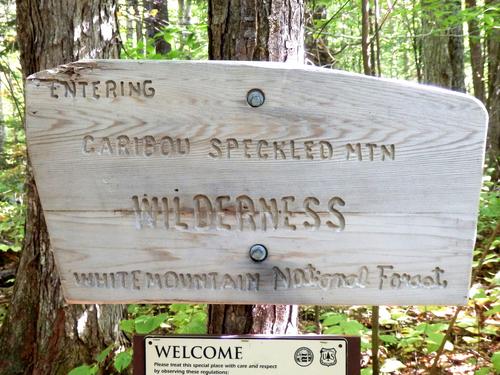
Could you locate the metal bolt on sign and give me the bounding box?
[249,244,268,262]
[247,89,265,107]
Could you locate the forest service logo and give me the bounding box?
[294,347,314,367]
[320,347,337,366]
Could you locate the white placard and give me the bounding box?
[145,337,348,375]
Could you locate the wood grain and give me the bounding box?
[25,60,488,305]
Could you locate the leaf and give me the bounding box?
[177,311,207,334]
[426,332,445,353]
[324,325,343,334]
[114,350,132,373]
[134,313,168,334]
[304,325,317,332]
[169,304,189,313]
[340,320,366,335]
[68,365,98,375]
[96,346,113,363]
[416,322,448,333]
[380,334,398,345]
[361,368,372,375]
[322,313,346,326]
[0,244,11,251]
[380,358,406,373]
[127,304,140,314]
[492,352,500,372]
[463,336,479,344]
[474,368,491,375]
[120,319,135,334]
[399,336,422,349]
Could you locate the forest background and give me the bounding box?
[0,0,498,374]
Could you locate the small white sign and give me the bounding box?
[145,336,347,375]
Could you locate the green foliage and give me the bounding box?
[134,313,169,334]
[120,1,208,60]
[68,365,98,375]
[114,350,133,373]
[169,303,208,334]
[70,303,208,374]
[0,55,25,255]
[492,352,500,372]
[120,303,207,336]
[96,346,113,364]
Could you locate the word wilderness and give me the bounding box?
[132,195,346,232]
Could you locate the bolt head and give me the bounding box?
[247,89,265,108]
[249,244,268,262]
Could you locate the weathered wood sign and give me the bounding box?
[26,60,488,305]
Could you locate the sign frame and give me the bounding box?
[132,335,361,375]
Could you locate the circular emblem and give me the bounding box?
[294,347,314,367]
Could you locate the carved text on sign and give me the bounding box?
[50,80,156,98]
[72,264,448,291]
[82,135,396,161]
[132,195,346,231]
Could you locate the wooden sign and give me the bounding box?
[26,60,488,305]
[132,335,361,375]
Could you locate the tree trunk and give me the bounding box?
[178,0,192,25]
[305,5,331,66]
[177,0,192,50]
[421,0,465,91]
[447,0,465,92]
[486,0,500,158]
[134,0,143,53]
[207,0,304,334]
[126,0,134,42]
[410,0,423,82]
[208,0,304,63]
[145,0,171,55]
[0,1,127,374]
[465,0,485,101]
[373,0,382,76]
[369,3,377,76]
[361,0,371,75]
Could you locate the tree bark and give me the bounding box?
[486,0,500,157]
[145,0,171,54]
[465,0,485,101]
[361,0,371,75]
[410,0,423,82]
[447,0,465,92]
[421,0,465,91]
[208,0,304,63]
[207,0,304,334]
[0,1,126,374]
[422,0,451,87]
[134,0,143,53]
[178,0,192,25]
[305,5,331,66]
[373,0,382,76]
[126,0,134,42]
